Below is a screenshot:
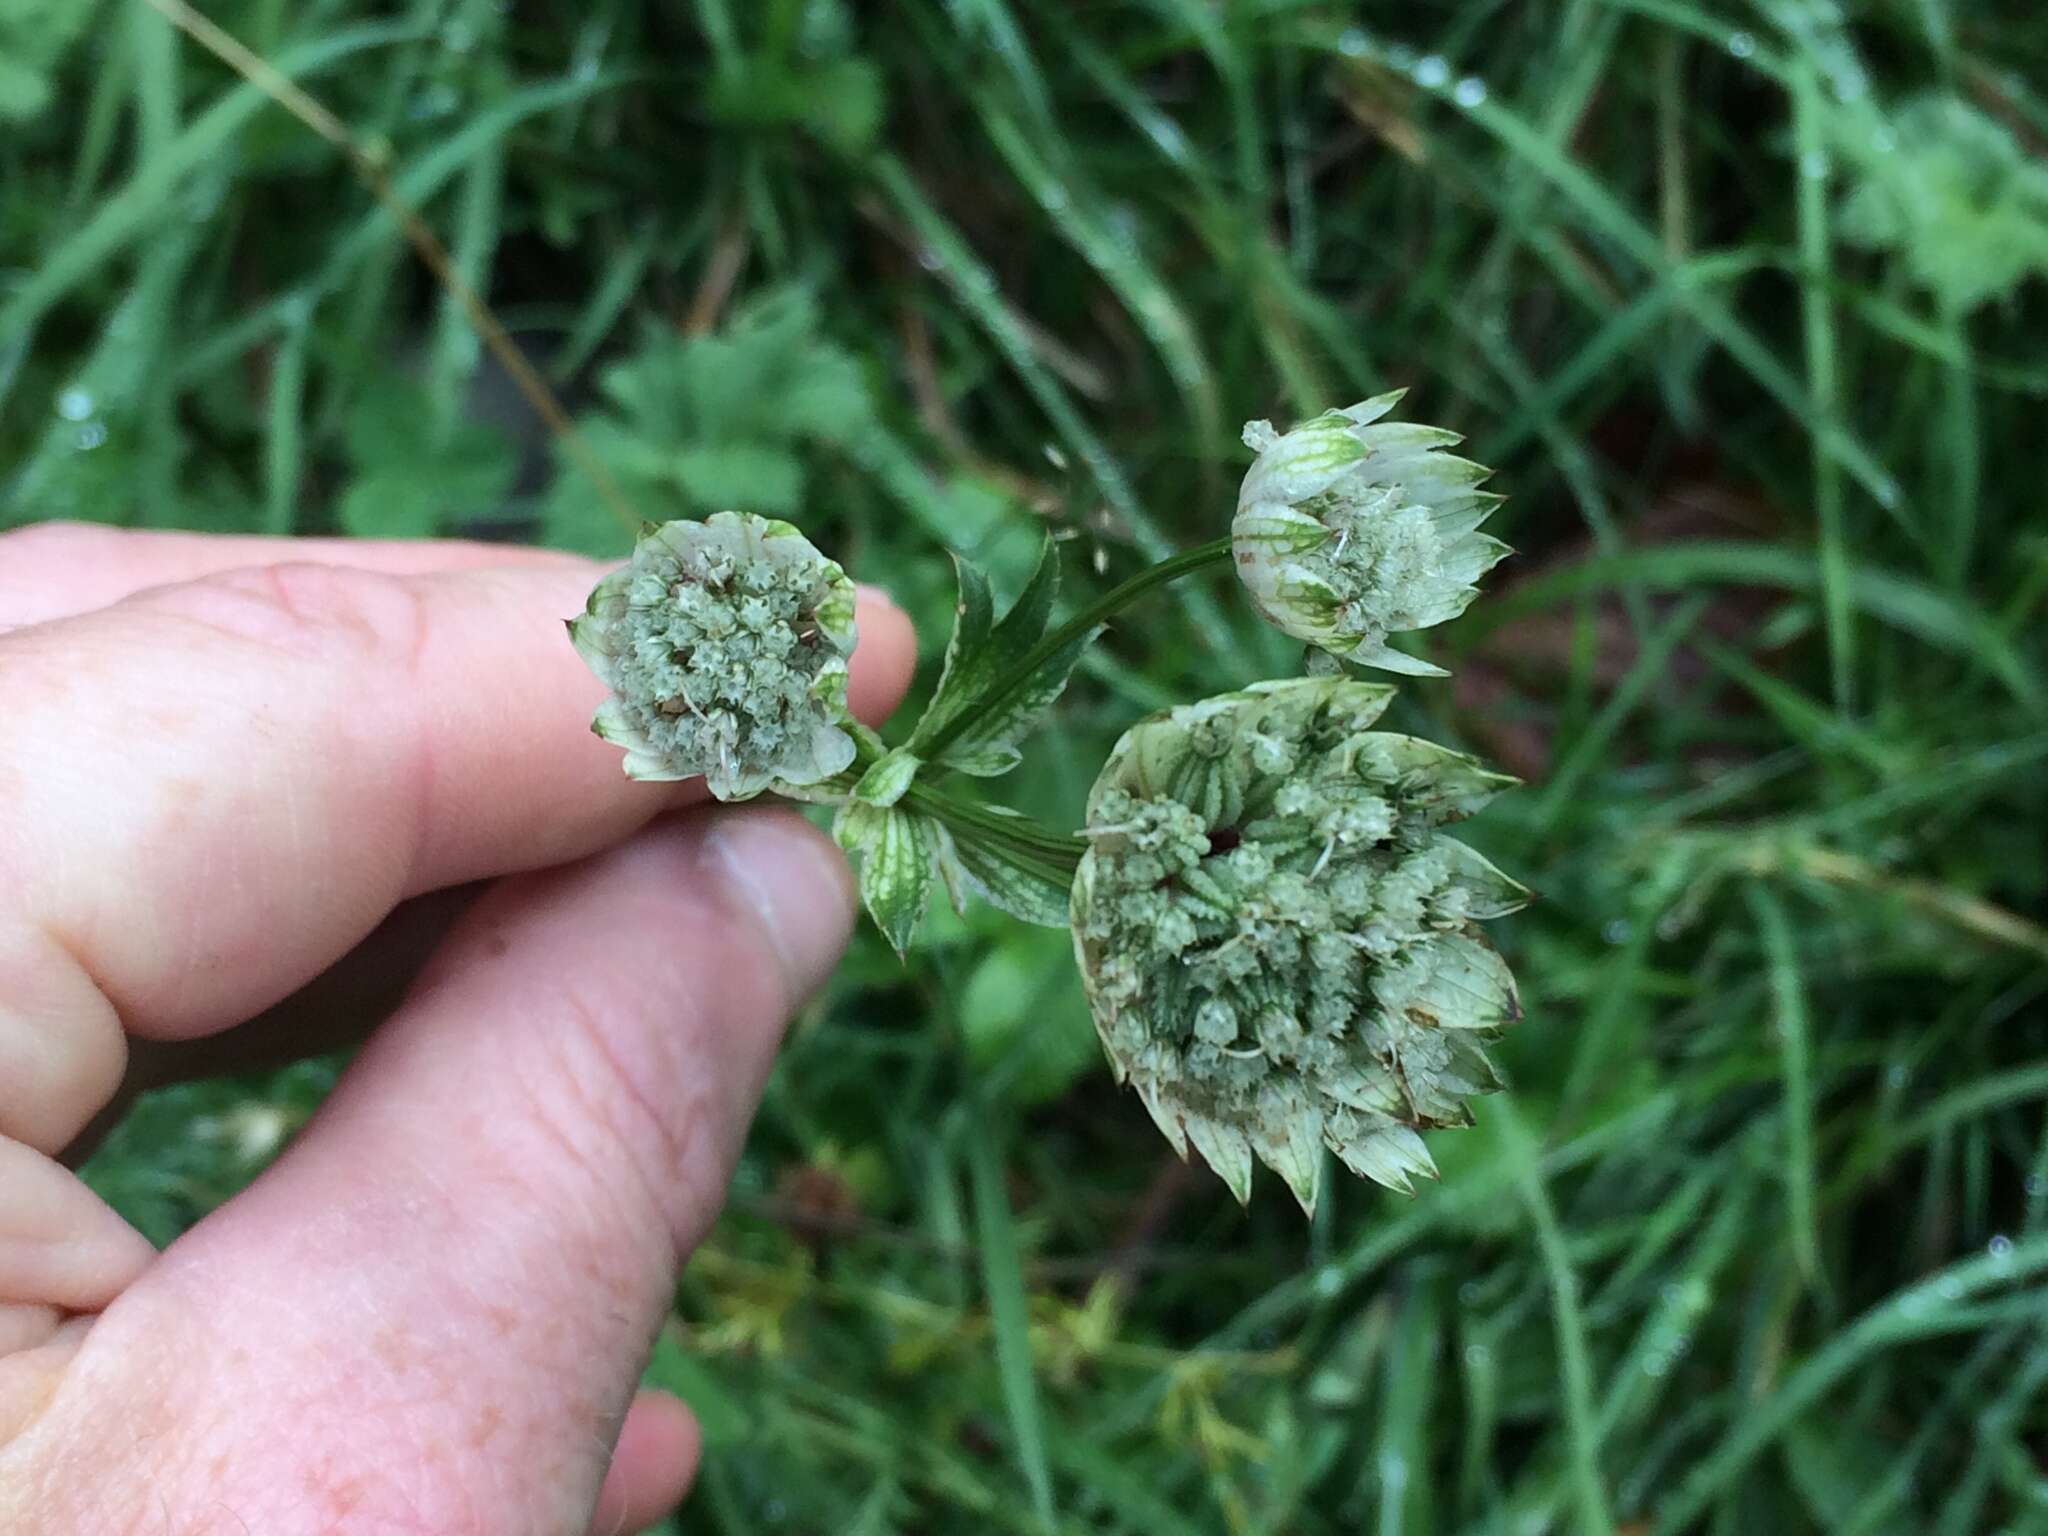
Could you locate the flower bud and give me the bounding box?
[1069,676,1527,1211]
[570,513,859,801]
[1232,393,1509,675]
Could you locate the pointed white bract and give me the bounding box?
[1068,676,1528,1213]
[570,513,860,801]
[1232,393,1509,675]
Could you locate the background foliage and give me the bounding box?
[7,1,2048,1531]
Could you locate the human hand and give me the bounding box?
[0,523,916,1533]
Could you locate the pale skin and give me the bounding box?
[0,522,918,1534]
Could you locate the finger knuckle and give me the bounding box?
[155,562,432,675]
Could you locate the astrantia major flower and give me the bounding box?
[1233,393,1509,676]
[1069,676,1527,1212]
[570,512,859,801]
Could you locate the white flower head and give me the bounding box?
[1069,676,1527,1212]
[1233,393,1509,676]
[570,513,859,801]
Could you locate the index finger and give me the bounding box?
[0,522,592,633]
[0,557,915,1149]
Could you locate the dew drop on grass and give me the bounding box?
[1313,1265,1345,1298]
[1988,1234,2014,1263]
[1603,918,1632,945]
[1727,31,1756,59]
[1463,1342,1490,1366]
[75,421,107,451]
[1453,77,1487,109]
[1337,27,1368,58]
[1800,149,1830,180]
[56,386,93,420]
[1413,55,1450,89]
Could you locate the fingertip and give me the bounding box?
[589,1390,702,1535]
[703,805,857,1007]
[849,587,917,726]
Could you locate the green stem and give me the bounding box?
[915,535,1235,764]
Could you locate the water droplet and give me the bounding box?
[75,421,107,451]
[1873,477,1902,510]
[1897,1290,1928,1318]
[571,55,600,83]
[443,19,475,52]
[409,82,461,120]
[1800,149,1830,180]
[1379,1451,1409,1490]
[1314,1265,1345,1298]
[56,387,94,421]
[916,248,943,272]
[2026,1173,2047,1197]
[1463,1342,1491,1366]
[1452,77,1487,109]
[1642,1352,1669,1378]
[1458,1279,1483,1304]
[1885,1063,1908,1087]
[1336,27,1369,58]
[1658,1281,1682,1304]
[1727,31,1756,59]
[1413,55,1450,90]
[1602,918,1632,945]
[1041,184,1070,212]
[1937,1277,1963,1301]
[1989,1234,2014,1261]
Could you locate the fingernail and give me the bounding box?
[703,807,855,1004]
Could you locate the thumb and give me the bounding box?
[3,807,850,1535]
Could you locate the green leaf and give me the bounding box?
[852,747,923,809]
[0,0,100,124]
[907,537,1096,777]
[942,819,1074,928]
[1838,96,2048,312]
[960,930,1098,1105]
[835,801,935,957]
[540,288,875,556]
[339,384,516,540]
[706,55,887,156]
[966,1114,1058,1531]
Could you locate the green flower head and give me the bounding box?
[1232,393,1509,676]
[570,513,859,801]
[1069,676,1527,1212]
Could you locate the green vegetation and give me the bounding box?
[7,1,2048,1530]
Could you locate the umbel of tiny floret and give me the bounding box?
[1233,392,1509,676]
[570,513,859,801]
[1069,676,1528,1213]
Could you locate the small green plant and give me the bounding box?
[573,400,1525,1212]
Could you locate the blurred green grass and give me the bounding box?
[7,1,2048,1531]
